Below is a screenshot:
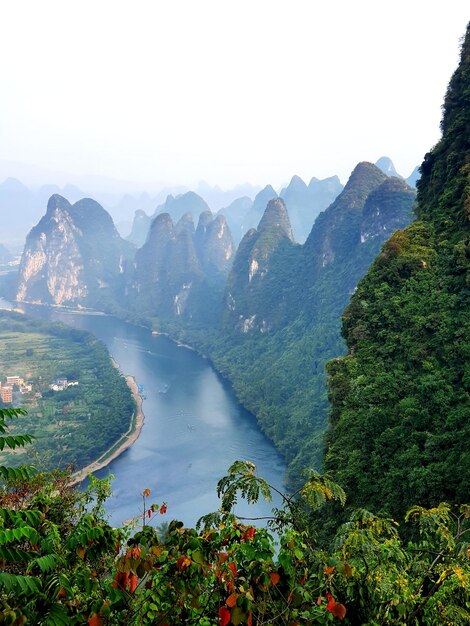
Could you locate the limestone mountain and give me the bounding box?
[308,175,344,213]
[375,156,400,177]
[153,191,211,223]
[16,194,134,310]
[194,211,234,280]
[240,185,279,237]
[217,196,253,245]
[127,209,151,247]
[325,23,470,520]
[280,174,343,243]
[214,185,279,248]
[128,210,234,324]
[211,162,415,487]
[125,192,212,249]
[406,165,420,188]
[223,198,295,333]
[0,178,87,247]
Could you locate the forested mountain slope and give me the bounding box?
[325,24,470,518]
[207,164,415,486]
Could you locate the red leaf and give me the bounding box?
[143,488,151,497]
[228,562,238,578]
[242,526,256,541]
[76,546,86,560]
[219,606,231,626]
[88,614,103,626]
[160,503,167,515]
[218,551,228,563]
[331,603,347,620]
[129,573,139,594]
[226,592,238,608]
[177,555,191,571]
[147,510,151,518]
[270,572,280,586]
[127,546,141,559]
[247,610,253,626]
[324,565,335,576]
[326,594,336,612]
[112,571,129,590]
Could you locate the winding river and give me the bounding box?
[11,302,286,528]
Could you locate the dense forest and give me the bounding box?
[324,24,470,522]
[0,310,135,470]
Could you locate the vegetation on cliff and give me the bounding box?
[325,24,470,520]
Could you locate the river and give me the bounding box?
[7,301,286,529]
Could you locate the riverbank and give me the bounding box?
[70,375,145,486]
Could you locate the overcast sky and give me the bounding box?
[1,1,468,190]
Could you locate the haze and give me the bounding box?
[1,0,468,190]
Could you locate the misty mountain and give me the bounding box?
[406,165,421,188]
[16,195,134,310]
[153,192,211,223]
[280,174,344,243]
[220,185,279,245]
[211,162,415,486]
[375,156,400,177]
[127,210,152,247]
[223,198,296,333]
[128,210,234,325]
[0,243,13,264]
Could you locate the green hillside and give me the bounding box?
[325,25,470,519]
[0,310,134,470]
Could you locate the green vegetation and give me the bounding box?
[324,25,470,521]
[0,310,134,471]
[198,168,416,489]
[0,431,469,625]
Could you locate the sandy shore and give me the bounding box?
[70,375,145,486]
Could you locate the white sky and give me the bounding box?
[0,1,468,189]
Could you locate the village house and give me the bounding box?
[49,378,79,392]
[1,385,13,403]
[6,375,24,387]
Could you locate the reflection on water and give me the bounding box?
[16,304,287,528]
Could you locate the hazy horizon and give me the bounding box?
[1,1,469,194]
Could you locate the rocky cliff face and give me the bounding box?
[360,177,416,243]
[223,163,415,337]
[16,194,134,309]
[129,210,234,322]
[223,198,296,332]
[303,163,389,277]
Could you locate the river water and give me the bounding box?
[8,301,286,529]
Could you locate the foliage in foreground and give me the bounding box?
[0,414,469,626]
